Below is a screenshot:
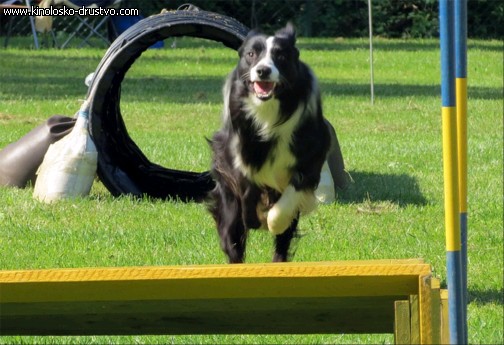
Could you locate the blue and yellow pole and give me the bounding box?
[440,0,466,343]
[455,0,468,342]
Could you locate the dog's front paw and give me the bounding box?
[267,203,295,235]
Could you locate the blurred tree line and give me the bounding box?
[131,0,503,39]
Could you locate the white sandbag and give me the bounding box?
[33,101,97,203]
[315,161,335,204]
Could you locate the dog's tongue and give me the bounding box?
[254,81,275,96]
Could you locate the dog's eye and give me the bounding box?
[247,51,255,58]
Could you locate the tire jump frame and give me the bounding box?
[87,8,248,201]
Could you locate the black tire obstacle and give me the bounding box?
[87,8,249,201]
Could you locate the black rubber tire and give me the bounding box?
[87,9,248,201]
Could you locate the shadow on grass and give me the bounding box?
[121,79,500,104]
[320,82,501,100]
[4,32,503,52]
[0,49,501,103]
[337,170,428,207]
[298,40,503,53]
[1,72,500,104]
[299,40,439,52]
[468,288,504,306]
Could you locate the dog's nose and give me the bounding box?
[256,66,271,79]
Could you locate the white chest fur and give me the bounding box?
[233,96,304,192]
[251,134,295,192]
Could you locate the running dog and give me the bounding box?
[208,24,330,263]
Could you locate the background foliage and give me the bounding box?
[1,1,502,39]
[134,0,504,39]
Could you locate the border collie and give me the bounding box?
[208,24,330,263]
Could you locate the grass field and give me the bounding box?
[0,36,502,344]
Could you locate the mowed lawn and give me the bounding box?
[0,37,502,344]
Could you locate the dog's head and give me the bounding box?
[237,23,300,101]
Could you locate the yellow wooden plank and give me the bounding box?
[440,289,450,344]
[419,275,433,344]
[1,259,427,283]
[430,278,442,344]
[394,300,411,344]
[0,260,430,303]
[410,295,420,344]
[0,260,433,336]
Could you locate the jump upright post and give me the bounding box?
[454,0,469,342]
[439,0,468,343]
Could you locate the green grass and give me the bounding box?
[0,37,502,344]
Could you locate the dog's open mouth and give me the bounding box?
[252,81,276,100]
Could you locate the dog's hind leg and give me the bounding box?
[223,221,247,264]
[241,183,262,229]
[214,191,248,264]
[272,216,299,262]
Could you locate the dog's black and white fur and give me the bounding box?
[208,24,330,263]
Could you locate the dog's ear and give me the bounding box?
[275,22,297,45]
[238,29,261,57]
[275,23,299,59]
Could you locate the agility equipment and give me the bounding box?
[315,119,350,203]
[454,1,469,341]
[440,0,468,343]
[85,8,247,201]
[0,115,75,187]
[0,259,448,343]
[33,101,97,203]
[367,0,374,104]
